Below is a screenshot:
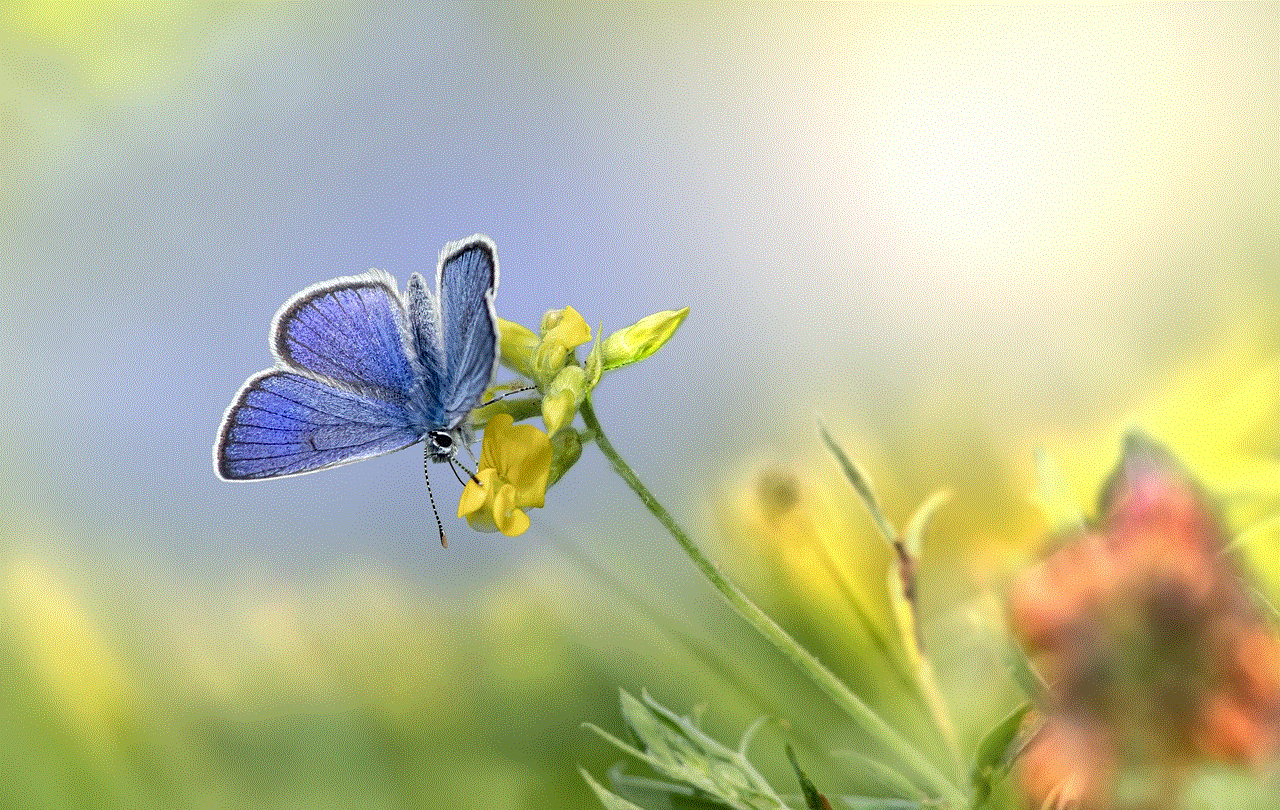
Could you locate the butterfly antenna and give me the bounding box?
[458,440,481,483]
[479,384,537,408]
[423,445,448,548]
[447,458,468,486]
[450,456,480,485]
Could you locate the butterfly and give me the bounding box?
[213,235,501,544]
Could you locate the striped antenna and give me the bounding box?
[423,443,447,548]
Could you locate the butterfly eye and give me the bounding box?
[429,431,454,451]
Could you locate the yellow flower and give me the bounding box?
[457,414,551,536]
[541,365,587,435]
[497,318,539,379]
[535,306,591,384]
[541,305,591,350]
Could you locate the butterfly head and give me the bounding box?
[425,426,472,463]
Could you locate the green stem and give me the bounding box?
[579,398,966,808]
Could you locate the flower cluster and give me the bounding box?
[1009,434,1280,809]
[457,304,689,535]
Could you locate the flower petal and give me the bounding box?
[545,305,591,350]
[493,482,531,536]
[478,414,515,471]
[458,468,498,518]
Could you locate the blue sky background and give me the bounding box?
[2,3,1276,585]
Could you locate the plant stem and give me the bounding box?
[579,397,966,808]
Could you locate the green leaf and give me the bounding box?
[585,323,606,388]
[818,428,967,788]
[737,716,770,759]
[902,490,950,558]
[831,798,928,810]
[580,767,650,810]
[830,751,928,802]
[889,491,965,784]
[818,424,897,545]
[969,703,1032,807]
[589,690,792,810]
[1005,642,1050,709]
[605,765,739,810]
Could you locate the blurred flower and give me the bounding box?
[1010,433,1280,809]
[458,414,551,536]
[3,555,138,749]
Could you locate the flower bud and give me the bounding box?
[547,429,584,487]
[535,306,591,385]
[542,365,587,435]
[498,318,539,379]
[600,307,689,371]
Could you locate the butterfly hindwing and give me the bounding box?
[435,236,499,425]
[215,369,425,480]
[405,271,447,425]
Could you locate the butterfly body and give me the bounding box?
[214,235,499,481]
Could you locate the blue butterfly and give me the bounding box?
[214,235,500,538]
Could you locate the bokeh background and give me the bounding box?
[1,4,1276,809]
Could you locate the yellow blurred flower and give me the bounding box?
[458,414,551,536]
[3,555,138,750]
[1040,338,1280,597]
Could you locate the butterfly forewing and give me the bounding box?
[272,270,420,397]
[436,237,500,425]
[215,370,425,480]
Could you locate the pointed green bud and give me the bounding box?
[600,307,689,371]
[498,319,539,379]
[547,428,584,487]
[542,364,586,435]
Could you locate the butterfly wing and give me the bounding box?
[271,270,421,396]
[214,369,426,480]
[405,271,447,426]
[214,270,428,480]
[435,236,500,426]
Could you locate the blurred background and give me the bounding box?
[1,4,1276,809]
